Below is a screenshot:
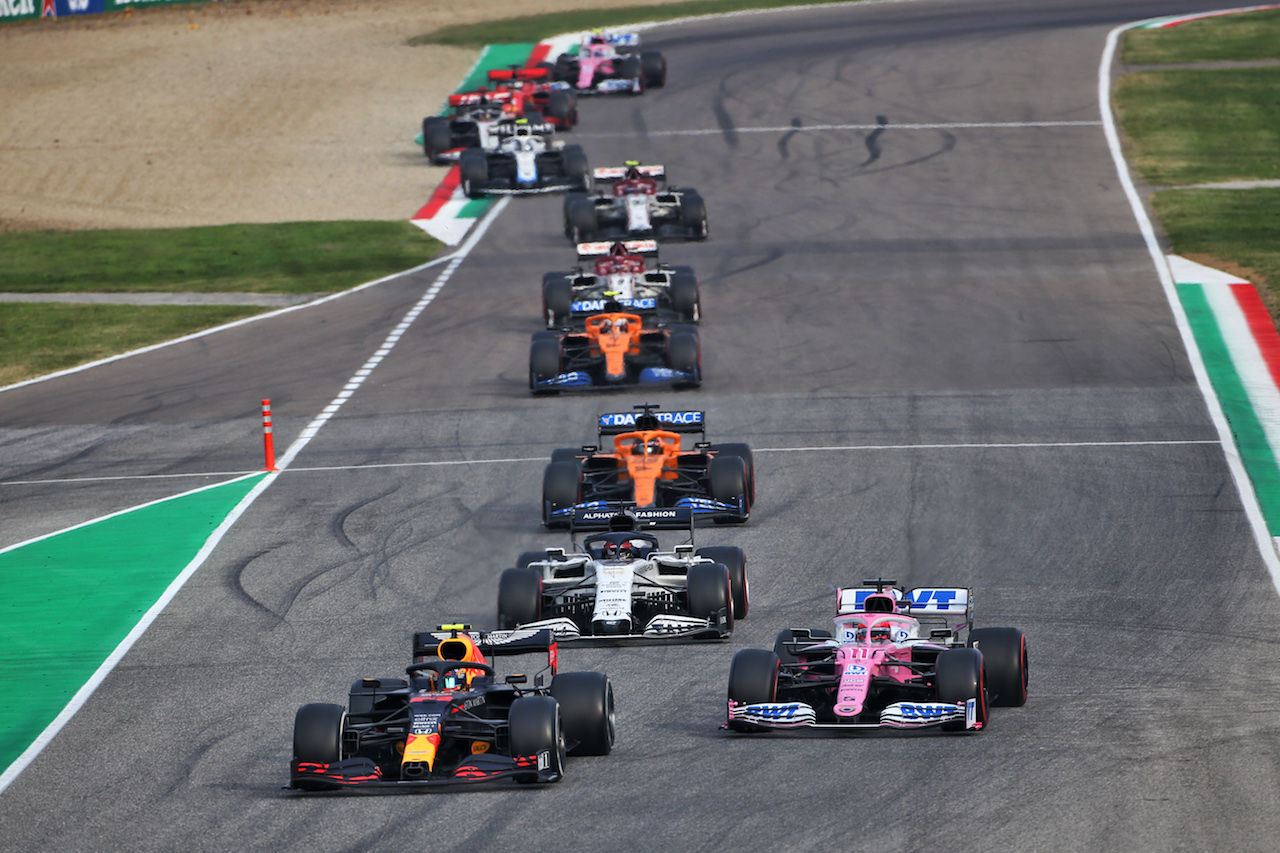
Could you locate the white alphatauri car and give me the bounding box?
[497,509,747,641]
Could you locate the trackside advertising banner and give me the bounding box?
[2,0,211,23]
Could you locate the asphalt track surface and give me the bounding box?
[3,1,1280,850]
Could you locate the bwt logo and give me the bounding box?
[899,704,948,718]
[905,589,959,610]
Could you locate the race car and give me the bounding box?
[546,31,667,94]
[542,239,701,329]
[458,120,590,197]
[725,579,1029,734]
[563,163,708,242]
[289,624,616,791]
[529,311,700,392]
[421,68,578,164]
[542,403,753,528]
[498,508,747,641]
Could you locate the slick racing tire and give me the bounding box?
[546,90,578,127]
[498,567,542,629]
[695,546,748,620]
[727,648,779,732]
[666,329,701,385]
[553,53,576,83]
[561,144,591,192]
[968,627,1028,707]
[550,671,616,756]
[710,442,755,506]
[620,56,644,93]
[543,274,574,327]
[530,335,563,394]
[550,447,582,465]
[422,116,453,164]
[542,460,582,525]
[935,647,989,732]
[293,703,346,763]
[508,696,566,783]
[565,195,598,242]
[707,455,748,520]
[679,193,709,240]
[459,149,488,199]
[641,50,667,88]
[686,562,734,632]
[772,628,833,665]
[669,268,700,323]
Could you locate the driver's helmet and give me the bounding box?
[647,437,663,454]
[602,540,636,560]
[442,669,467,690]
[870,621,895,643]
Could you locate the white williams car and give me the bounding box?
[459,120,590,198]
[497,509,747,641]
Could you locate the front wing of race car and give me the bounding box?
[725,699,981,732]
[290,751,560,790]
[545,498,746,528]
[532,364,700,391]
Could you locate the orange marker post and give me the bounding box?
[262,399,278,471]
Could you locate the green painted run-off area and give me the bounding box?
[0,474,266,774]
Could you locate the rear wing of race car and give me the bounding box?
[413,627,559,676]
[571,505,694,530]
[836,585,973,638]
[488,66,550,82]
[576,239,659,259]
[597,408,705,436]
[492,119,557,137]
[448,89,515,107]
[593,164,665,181]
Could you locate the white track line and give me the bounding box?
[0,253,458,397]
[1,438,1220,487]
[0,197,511,797]
[1099,11,1280,588]
[578,120,1101,138]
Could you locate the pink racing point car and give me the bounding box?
[549,31,667,94]
[725,579,1027,734]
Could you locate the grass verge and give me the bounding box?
[0,221,440,295]
[1123,9,1280,64]
[411,0,866,47]
[0,303,269,387]
[1114,68,1280,186]
[1117,10,1280,317]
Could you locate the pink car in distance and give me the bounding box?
[726,579,1028,734]
[548,31,667,94]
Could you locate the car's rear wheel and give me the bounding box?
[543,274,574,327]
[708,455,748,513]
[497,567,542,629]
[727,648,779,732]
[641,50,667,88]
[546,89,577,126]
[566,195,597,242]
[550,671,616,756]
[530,336,563,393]
[968,627,1028,707]
[459,149,488,198]
[686,562,733,632]
[422,116,453,163]
[620,56,644,92]
[542,460,582,525]
[508,696,565,783]
[669,269,700,322]
[293,703,346,763]
[695,546,748,620]
[679,193,709,239]
[935,647,988,732]
[561,144,591,193]
[710,442,755,506]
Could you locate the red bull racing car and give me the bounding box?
[289,625,615,791]
[725,580,1028,735]
[542,403,753,527]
